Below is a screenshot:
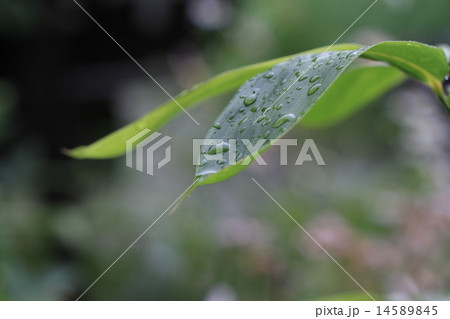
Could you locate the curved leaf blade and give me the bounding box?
[196,49,366,185]
[361,41,448,105]
[67,44,361,159]
[196,41,449,185]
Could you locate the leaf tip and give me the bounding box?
[61,147,71,156]
[61,146,85,159]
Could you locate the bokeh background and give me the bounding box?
[1,0,450,300]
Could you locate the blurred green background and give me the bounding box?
[1,0,450,300]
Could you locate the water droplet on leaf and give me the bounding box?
[307,83,321,96]
[208,142,230,155]
[272,113,296,128]
[238,118,248,126]
[244,93,257,106]
[263,71,274,79]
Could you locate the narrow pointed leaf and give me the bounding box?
[196,41,449,185]
[67,44,360,159]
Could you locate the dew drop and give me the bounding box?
[307,83,321,96]
[212,123,221,129]
[297,75,308,82]
[336,65,344,70]
[238,118,248,126]
[244,93,257,106]
[263,130,271,138]
[309,76,320,83]
[216,160,226,165]
[250,106,258,112]
[296,87,302,91]
[256,116,265,123]
[208,142,230,155]
[272,113,296,128]
[263,71,275,79]
[275,104,283,110]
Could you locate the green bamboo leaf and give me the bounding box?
[301,66,405,128]
[361,42,448,105]
[67,44,360,159]
[195,41,449,186]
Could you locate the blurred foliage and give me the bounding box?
[0,0,450,300]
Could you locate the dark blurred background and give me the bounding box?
[0,0,450,300]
